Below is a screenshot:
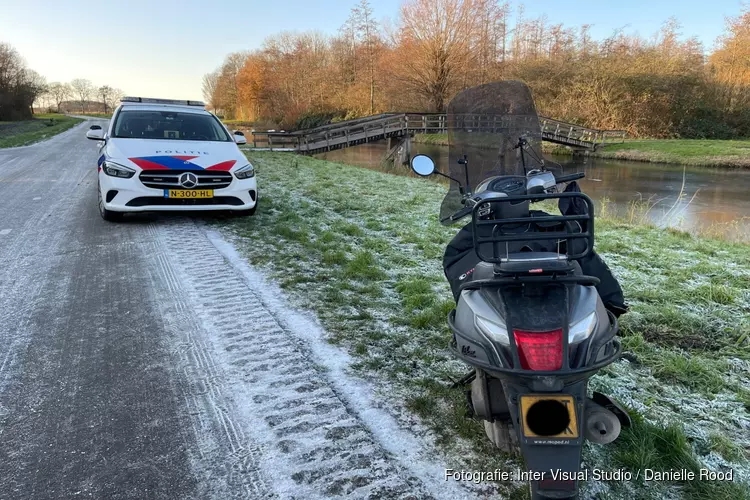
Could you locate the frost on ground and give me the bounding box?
[214,152,750,499]
[205,228,482,499]
[146,219,485,499]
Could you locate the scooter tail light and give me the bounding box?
[513,329,563,370]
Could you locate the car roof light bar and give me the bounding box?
[120,97,205,107]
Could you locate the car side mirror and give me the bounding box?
[86,129,105,141]
[234,132,247,145]
[410,154,436,177]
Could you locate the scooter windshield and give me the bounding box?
[440,81,544,225]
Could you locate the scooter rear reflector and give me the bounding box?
[513,329,563,370]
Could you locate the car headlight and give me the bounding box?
[569,312,597,344]
[234,163,255,179]
[102,161,136,178]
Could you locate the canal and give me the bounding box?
[316,141,750,241]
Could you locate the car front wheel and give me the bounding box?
[98,184,123,222]
[234,201,257,217]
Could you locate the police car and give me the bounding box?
[87,97,257,221]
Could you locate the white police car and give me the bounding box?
[87,97,257,221]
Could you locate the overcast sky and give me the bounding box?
[0,0,744,100]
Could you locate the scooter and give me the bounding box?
[410,144,631,499]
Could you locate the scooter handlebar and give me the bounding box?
[555,172,585,183]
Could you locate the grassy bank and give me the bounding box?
[413,132,450,146]
[216,152,750,499]
[589,140,750,168]
[0,114,83,148]
[414,133,750,168]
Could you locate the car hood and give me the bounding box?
[106,139,247,171]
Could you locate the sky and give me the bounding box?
[0,0,746,101]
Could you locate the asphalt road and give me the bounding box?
[0,121,203,499]
[0,122,473,500]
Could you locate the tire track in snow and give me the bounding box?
[156,220,429,499]
[144,227,273,500]
[149,219,475,499]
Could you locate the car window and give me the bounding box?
[113,110,231,142]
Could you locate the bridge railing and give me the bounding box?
[539,117,626,145]
[248,131,299,150]
[249,113,626,150]
[250,114,403,149]
[298,114,408,151]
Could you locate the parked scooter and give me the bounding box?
[410,81,630,500]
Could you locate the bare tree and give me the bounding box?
[70,78,94,113]
[710,8,750,110]
[105,87,124,113]
[338,12,358,84]
[221,52,250,119]
[98,85,113,113]
[204,53,249,119]
[47,82,71,112]
[202,70,219,110]
[352,0,379,114]
[26,70,47,115]
[0,43,47,120]
[396,0,476,111]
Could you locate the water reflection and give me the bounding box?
[316,141,750,241]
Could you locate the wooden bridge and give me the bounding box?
[247,113,626,154]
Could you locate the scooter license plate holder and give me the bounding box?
[520,394,579,440]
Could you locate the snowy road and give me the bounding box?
[0,122,474,499]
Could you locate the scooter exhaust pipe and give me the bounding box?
[584,401,621,444]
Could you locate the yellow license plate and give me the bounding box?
[520,394,579,439]
[165,189,214,199]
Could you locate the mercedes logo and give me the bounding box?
[179,172,198,188]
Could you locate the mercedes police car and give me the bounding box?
[87,97,257,221]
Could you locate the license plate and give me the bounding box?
[165,189,213,199]
[520,394,579,439]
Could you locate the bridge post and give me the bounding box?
[399,136,412,165]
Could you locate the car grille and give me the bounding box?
[139,169,233,190]
[126,196,244,207]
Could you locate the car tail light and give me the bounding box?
[513,329,563,370]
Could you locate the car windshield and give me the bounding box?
[113,110,231,142]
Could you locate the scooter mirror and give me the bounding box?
[411,154,436,177]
